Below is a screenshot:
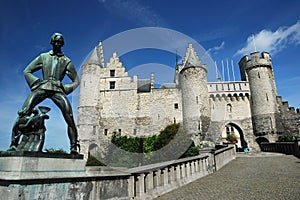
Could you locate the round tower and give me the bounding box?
[179,43,211,143]
[238,52,278,138]
[77,42,104,159]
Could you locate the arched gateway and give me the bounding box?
[222,122,248,152]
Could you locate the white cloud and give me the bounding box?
[99,0,166,27]
[207,41,225,54]
[235,21,300,56]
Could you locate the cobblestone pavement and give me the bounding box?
[155,153,300,200]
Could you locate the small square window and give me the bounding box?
[110,70,115,77]
[174,103,179,109]
[110,81,115,89]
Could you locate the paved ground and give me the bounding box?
[155,153,300,200]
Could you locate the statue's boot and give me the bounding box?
[7,145,17,151]
[70,142,80,155]
[68,126,80,154]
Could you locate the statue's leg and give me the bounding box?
[51,92,79,154]
[19,89,48,117]
[9,118,23,149]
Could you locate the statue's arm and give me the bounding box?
[63,62,80,95]
[24,56,43,90]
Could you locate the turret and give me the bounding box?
[179,43,211,143]
[77,41,104,159]
[239,52,279,137]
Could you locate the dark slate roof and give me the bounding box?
[137,80,151,92]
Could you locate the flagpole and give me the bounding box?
[231,59,236,81]
[226,59,230,82]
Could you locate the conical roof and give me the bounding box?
[85,41,105,67]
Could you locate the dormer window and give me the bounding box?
[110,70,115,77]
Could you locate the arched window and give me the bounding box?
[227,103,232,113]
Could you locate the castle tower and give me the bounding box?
[77,42,104,158]
[179,43,211,143]
[239,52,279,139]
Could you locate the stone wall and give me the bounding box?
[238,52,279,136]
[0,146,237,200]
[260,137,300,157]
[276,96,300,135]
[98,88,182,137]
[179,66,210,141]
[77,44,298,158]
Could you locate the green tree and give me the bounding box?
[153,123,181,150]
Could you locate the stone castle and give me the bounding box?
[77,42,300,158]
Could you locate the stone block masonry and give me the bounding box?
[78,41,299,159]
[0,146,236,200]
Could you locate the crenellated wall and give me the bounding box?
[276,96,300,134]
[239,52,279,138]
[78,42,298,158]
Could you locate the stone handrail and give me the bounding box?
[260,138,300,157]
[127,145,236,200]
[0,145,236,199]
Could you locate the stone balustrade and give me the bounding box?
[260,138,300,157]
[126,145,236,200]
[0,145,236,200]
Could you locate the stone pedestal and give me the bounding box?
[0,151,85,180]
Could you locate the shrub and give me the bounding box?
[45,148,67,154]
[86,155,106,166]
[180,144,200,158]
[153,123,181,151]
[226,134,238,143]
[277,134,299,142]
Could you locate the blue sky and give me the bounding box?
[0,0,299,151]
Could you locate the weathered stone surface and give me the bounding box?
[78,44,299,160]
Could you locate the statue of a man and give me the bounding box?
[18,33,80,154]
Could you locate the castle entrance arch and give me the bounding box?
[222,122,247,152]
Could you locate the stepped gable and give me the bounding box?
[106,52,123,68]
[182,43,202,68]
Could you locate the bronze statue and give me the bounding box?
[8,106,50,152]
[9,108,39,151]
[15,33,80,154]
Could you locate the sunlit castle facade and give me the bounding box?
[77,42,300,158]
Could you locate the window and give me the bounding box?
[109,81,115,89]
[226,126,234,135]
[227,104,232,113]
[133,129,137,135]
[118,129,121,135]
[110,70,115,77]
[174,103,179,109]
[258,72,260,78]
[104,129,108,136]
[226,127,230,135]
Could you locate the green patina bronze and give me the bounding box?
[8,33,80,154]
[9,106,50,152]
